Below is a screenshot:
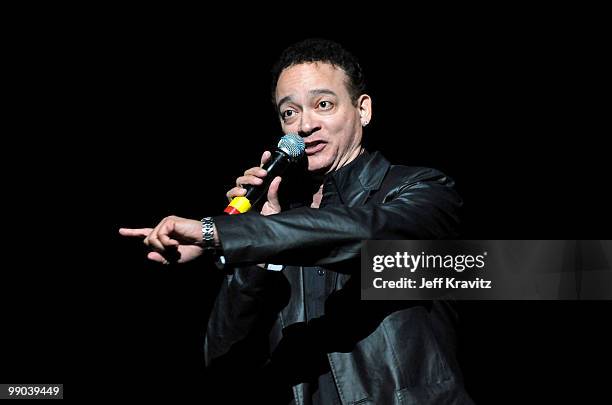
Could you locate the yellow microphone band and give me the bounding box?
[228,196,251,213]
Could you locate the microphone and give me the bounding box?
[224,133,305,215]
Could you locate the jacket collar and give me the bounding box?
[322,149,390,206]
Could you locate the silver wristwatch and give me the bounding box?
[201,216,226,270]
[200,216,216,250]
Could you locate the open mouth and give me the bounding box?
[305,141,326,155]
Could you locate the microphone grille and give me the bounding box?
[278,133,305,160]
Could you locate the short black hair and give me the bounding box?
[271,38,367,106]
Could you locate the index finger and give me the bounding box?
[260,151,271,167]
[119,228,153,238]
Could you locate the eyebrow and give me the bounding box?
[309,88,337,98]
[276,89,338,110]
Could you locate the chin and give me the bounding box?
[306,155,332,173]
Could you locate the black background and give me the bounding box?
[2,11,610,403]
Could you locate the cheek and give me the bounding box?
[327,117,348,135]
[328,115,357,141]
[282,123,298,134]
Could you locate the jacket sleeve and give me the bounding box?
[213,170,462,268]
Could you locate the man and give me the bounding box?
[120,39,472,404]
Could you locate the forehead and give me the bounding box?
[275,62,349,101]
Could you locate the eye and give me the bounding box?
[318,100,333,110]
[281,109,297,121]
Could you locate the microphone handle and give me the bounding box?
[244,149,291,207]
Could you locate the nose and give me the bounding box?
[298,110,321,137]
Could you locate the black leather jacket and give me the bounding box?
[205,151,473,404]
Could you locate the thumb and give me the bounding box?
[267,176,282,208]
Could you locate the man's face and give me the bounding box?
[275,62,369,174]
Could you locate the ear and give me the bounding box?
[358,94,372,127]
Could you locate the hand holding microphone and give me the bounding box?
[226,150,284,216]
[224,133,305,215]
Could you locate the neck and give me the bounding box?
[308,147,366,208]
[333,145,364,174]
[311,184,324,208]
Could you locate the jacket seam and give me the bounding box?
[381,319,408,385]
[327,353,346,405]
